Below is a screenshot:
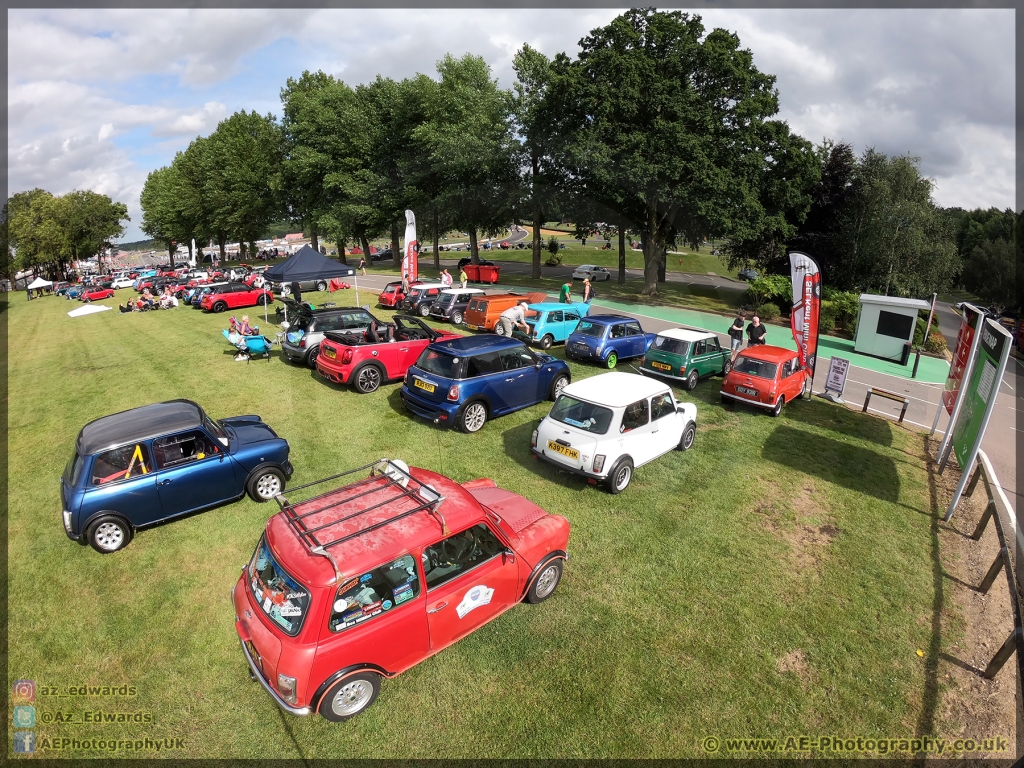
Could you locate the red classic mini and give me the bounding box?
[232,459,570,721]
[720,344,808,417]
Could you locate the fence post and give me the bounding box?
[978,547,1010,593]
[983,627,1024,679]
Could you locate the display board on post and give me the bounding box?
[935,303,985,470]
[820,357,850,403]
[788,251,821,398]
[944,317,1012,521]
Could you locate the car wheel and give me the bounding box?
[526,559,563,604]
[353,364,383,394]
[257,294,270,306]
[85,298,92,303]
[539,334,554,350]
[213,301,227,313]
[247,467,285,502]
[720,394,733,407]
[769,396,785,418]
[316,280,327,292]
[87,515,133,554]
[419,305,430,317]
[459,401,488,433]
[679,422,696,451]
[549,373,569,401]
[607,457,633,494]
[318,673,381,722]
[451,311,464,325]
[306,347,320,370]
[686,370,699,391]
[605,351,618,369]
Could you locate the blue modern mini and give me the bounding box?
[61,400,293,554]
[400,335,571,432]
[564,315,658,369]
[516,302,591,349]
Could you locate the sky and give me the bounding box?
[7,8,1016,243]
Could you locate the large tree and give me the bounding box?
[553,9,814,295]
[140,166,182,265]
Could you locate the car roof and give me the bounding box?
[528,302,585,312]
[77,399,205,455]
[577,314,638,326]
[265,466,488,587]
[440,288,484,295]
[561,372,669,407]
[737,344,796,363]
[410,282,446,290]
[656,328,715,342]
[430,334,524,354]
[575,264,596,269]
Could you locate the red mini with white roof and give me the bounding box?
[720,344,808,417]
[232,459,570,721]
[531,372,697,493]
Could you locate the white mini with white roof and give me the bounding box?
[531,371,697,493]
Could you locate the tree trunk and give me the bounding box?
[641,203,661,296]
[249,240,257,263]
[168,245,175,269]
[310,223,319,252]
[218,233,226,262]
[658,249,666,283]
[337,239,347,264]
[391,220,402,271]
[532,202,543,279]
[187,239,193,266]
[469,229,479,265]
[359,233,371,262]
[618,220,626,285]
[433,208,440,271]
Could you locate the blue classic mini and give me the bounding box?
[564,314,658,369]
[400,335,571,432]
[515,302,591,349]
[61,400,293,553]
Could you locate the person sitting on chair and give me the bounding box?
[238,316,256,336]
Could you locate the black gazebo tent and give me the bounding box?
[263,245,355,283]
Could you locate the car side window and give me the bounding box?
[92,443,152,485]
[343,312,370,329]
[548,311,564,323]
[709,338,721,353]
[626,322,643,336]
[650,393,676,420]
[313,315,343,332]
[620,399,650,432]
[422,524,506,590]
[153,430,218,469]
[328,554,421,633]
[564,311,579,323]
[501,346,535,370]
[694,340,707,355]
[789,357,801,377]
[611,324,627,339]
[466,351,503,377]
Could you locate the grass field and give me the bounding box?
[8,289,951,758]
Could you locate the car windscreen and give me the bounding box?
[575,320,605,338]
[549,395,614,435]
[652,337,689,355]
[414,348,461,379]
[248,537,311,637]
[733,357,778,380]
[435,293,455,306]
[204,415,229,446]
[65,450,84,485]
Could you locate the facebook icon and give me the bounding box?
[14,731,35,754]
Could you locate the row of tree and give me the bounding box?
[3,189,128,279]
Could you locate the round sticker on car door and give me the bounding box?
[456,585,494,619]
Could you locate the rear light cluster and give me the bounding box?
[593,455,606,473]
[341,349,354,364]
[531,429,538,448]
[447,385,460,402]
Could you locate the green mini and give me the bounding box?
[640,328,729,390]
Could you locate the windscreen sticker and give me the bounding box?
[564,417,595,428]
[359,573,373,583]
[286,591,306,600]
[337,578,359,594]
[279,604,302,617]
[393,585,414,605]
[333,599,349,613]
[362,600,382,616]
[262,597,272,613]
[456,585,494,619]
[382,600,393,610]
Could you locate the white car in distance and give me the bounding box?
[531,371,697,493]
[110,277,135,289]
[571,265,612,281]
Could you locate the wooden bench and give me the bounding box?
[862,387,910,424]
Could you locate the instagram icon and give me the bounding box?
[12,680,35,703]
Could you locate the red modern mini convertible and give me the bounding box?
[316,315,461,393]
[200,283,274,313]
[232,459,570,721]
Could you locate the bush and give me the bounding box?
[913,314,940,346]
[924,332,947,355]
[746,275,791,308]
[545,236,562,266]
[758,302,781,321]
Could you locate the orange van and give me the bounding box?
[463,292,548,331]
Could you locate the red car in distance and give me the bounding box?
[720,344,808,417]
[377,280,422,309]
[200,283,274,313]
[81,287,115,302]
[316,315,461,393]
[232,458,570,721]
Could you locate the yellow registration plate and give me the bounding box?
[467,324,481,330]
[414,379,436,393]
[547,440,579,460]
[323,347,336,359]
[651,361,671,371]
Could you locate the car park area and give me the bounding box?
[7,285,1002,758]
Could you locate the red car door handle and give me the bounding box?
[427,601,448,614]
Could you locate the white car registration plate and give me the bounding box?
[737,386,758,396]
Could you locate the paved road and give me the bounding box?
[342,272,1023,515]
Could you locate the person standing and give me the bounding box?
[459,267,468,289]
[290,281,302,303]
[497,302,530,337]
[559,280,573,304]
[401,273,410,294]
[728,314,745,363]
[440,268,452,287]
[582,278,593,304]
[746,315,767,346]
[359,257,367,276]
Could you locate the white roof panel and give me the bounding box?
[561,372,670,408]
[858,294,931,310]
[656,328,716,342]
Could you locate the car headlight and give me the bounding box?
[531,429,538,448]
[62,509,72,533]
[593,455,606,473]
[277,674,298,705]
